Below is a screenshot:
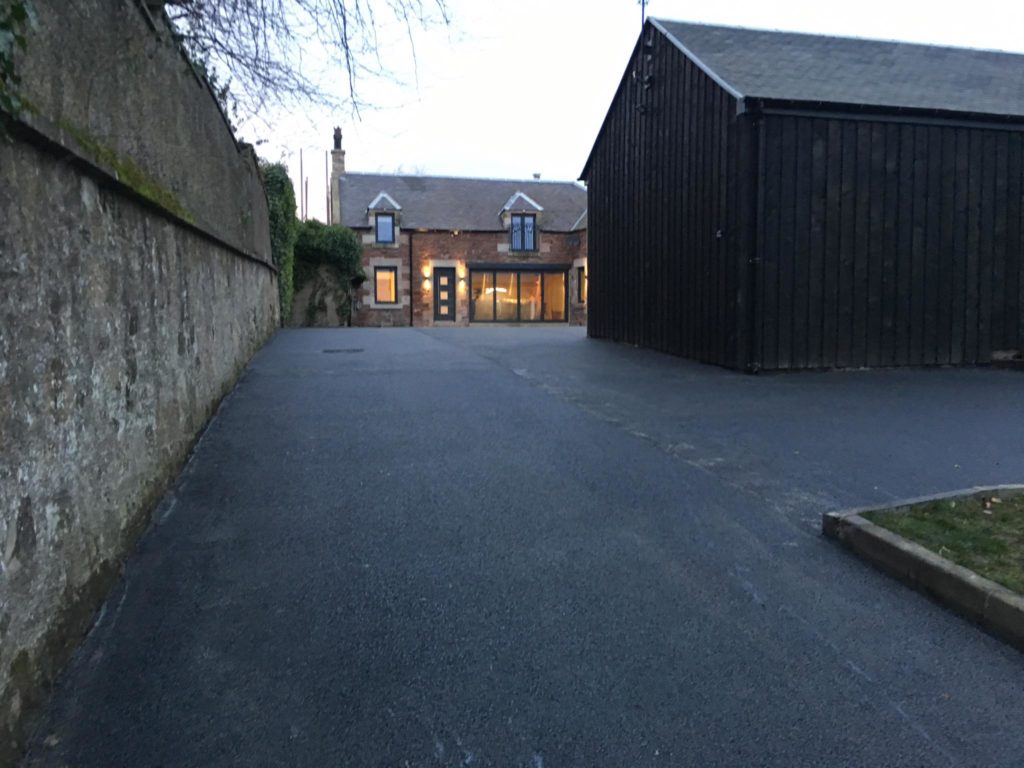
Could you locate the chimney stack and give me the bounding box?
[330,126,346,225]
[532,173,541,180]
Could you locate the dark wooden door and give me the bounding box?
[434,268,456,321]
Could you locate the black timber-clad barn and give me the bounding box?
[581,19,1024,371]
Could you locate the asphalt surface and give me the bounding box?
[22,327,1024,767]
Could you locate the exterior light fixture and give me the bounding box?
[421,264,431,278]
[422,278,431,291]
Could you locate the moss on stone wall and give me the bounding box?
[1,131,278,764]
[57,118,195,224]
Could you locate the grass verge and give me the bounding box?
[864,491,1024,594]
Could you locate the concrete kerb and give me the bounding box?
[823,485,1024,653]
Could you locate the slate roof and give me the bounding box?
[502,191,543,212]
[653,19,1024,117]
[367,191,401,210]
[339,173,587,232]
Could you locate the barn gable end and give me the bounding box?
[585,19,1024,371]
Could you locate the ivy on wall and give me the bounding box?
[294,220,364,326]
[260,161,298,324]
[259,167,364,327]
[0,0,36,118]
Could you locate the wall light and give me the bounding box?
[422,278,432,291]
[421,264,431,278]
[458,278,467,292]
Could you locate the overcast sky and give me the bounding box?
[243,0,1024,222]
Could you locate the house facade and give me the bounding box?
[329,131,588,327]
[583,19,1024,371]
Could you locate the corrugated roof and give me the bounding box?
[339,173,587,231]
[654,19,1024,117]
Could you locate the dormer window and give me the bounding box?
[510,213,536,252]
[367,191,401,245]
[375,213,395,244]
[501,192,542,252]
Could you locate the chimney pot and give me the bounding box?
[330,127,346,225]
[532,173,541,180]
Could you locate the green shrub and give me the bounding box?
[294,220,362,277]
[0,0,37,120]
[294,220,364,325]
[259,162,298,324]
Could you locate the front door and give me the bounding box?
[434,268,456,322]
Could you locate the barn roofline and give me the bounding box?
[581,18,1024,181]
[648,18,745,101]
[579,19,747,182]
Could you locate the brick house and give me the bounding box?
[329,130,588,327]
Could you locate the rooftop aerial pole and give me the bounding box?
[640,0,647,27]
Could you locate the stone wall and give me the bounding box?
[16,0,272,260]
[291,265,353,327]
[0,0,279,761]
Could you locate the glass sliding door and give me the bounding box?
[519,272,542,321]
[542,272,566,321]
[469,268,569,323]
[494,271,519,321]
[471,272,495,321]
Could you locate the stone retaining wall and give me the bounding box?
[0,0,280,760]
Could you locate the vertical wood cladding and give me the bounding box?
[588,24,1024,371]
[586,30,744,367]
[757,113,1024,369]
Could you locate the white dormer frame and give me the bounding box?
[501,191,543,213]
[499,190,544,234]
[368,191,402,211]
[366,191,402,247]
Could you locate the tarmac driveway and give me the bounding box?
[24,327,1024,767]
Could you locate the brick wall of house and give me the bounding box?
[352,229,587,327]
[351,234,413,327]
[570,228,588,327]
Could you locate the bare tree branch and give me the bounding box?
[164,0,449,122]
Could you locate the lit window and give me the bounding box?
[470,269,567,322]
[510,214,536,251]
[375,213,395,244]
[577,266,587,303]
[375,266,397,303]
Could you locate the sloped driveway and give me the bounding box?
[24,327,1024,767]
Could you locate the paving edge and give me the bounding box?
[822,485,1024,653]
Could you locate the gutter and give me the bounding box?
[745,96,1024,131]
